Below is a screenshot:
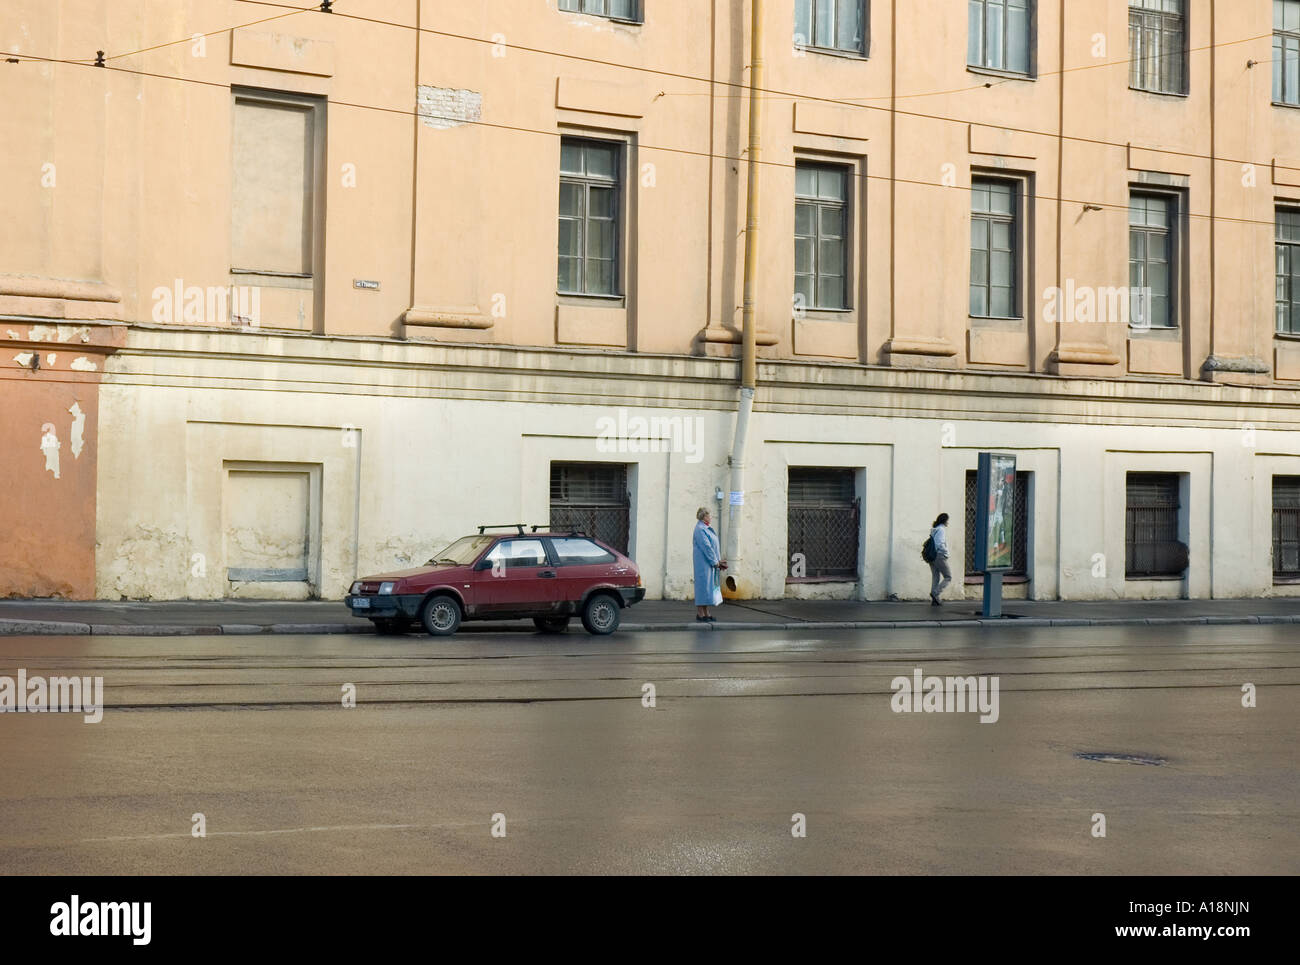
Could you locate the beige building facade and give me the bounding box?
[4,0,1300,602]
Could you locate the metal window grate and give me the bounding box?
[964,471,1030,577]
[1274,476,1300,579]
[549,462,630,554]
[1126,473,1187,577]
[787,468,859,579]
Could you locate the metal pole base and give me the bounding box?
[982,571,1004,619]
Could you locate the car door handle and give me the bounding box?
[539,571,556,578]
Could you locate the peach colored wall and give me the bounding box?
[4,0,1299,379]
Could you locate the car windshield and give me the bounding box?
[428,535,494,565]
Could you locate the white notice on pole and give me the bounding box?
[729,491,744,505]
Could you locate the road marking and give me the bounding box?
[81,823,436,842]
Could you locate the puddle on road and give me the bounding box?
[1074,752,1168,766]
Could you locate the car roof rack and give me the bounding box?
[477,523,527,535]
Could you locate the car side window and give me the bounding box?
[551,537,617,565]
[485,539,549,568]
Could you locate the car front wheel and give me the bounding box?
[581,594,620,635]
[421,595,462,636]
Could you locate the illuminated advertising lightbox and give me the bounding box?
[975,452,1016,573]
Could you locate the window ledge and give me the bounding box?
[1275,332,1300,342]
[558,292,625,304]
[1129,326,1181,339]
[787,576,858,584]
[965,574,1029,585]
[1273,576,1300,585]
[967,65,1034,82]
[796,45,868,61]
[969,314,1025,323]
[1124,574,1186,581]
[1272,101,1300,110]
[1129,86,1189,99]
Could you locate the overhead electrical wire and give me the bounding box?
[4,44,1297,233]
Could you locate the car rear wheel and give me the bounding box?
[373,617,411,635]
[533,616,570,634]
[581,594,620,635]
[421,595,462,636]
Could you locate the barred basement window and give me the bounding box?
[549,462,630,554]
[1129,0,1186,95]
[965,470,1030,579]
[1125,473,1187,578]
[787,468,859,580]
[1273,476,1300,581]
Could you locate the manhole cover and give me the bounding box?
[1074,752,1168,766]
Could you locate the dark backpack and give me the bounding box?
[921,536,937,563]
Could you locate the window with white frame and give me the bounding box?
[795,162,850,311]
[795,0,866,55]
[1129,0,1186,95]
[1129,192,1176,329]
[558,138,622,297]
[1275,0,1300,105]
[559,0,639,22]
[970,178,1019,318]
[968,0,1031,74]
[1277,209,1300,335]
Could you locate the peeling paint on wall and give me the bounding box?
[70,356,97,371]
[68,401,85,458]
[13,353,33,367]
[40,423,60,478]
[417,86,482,130]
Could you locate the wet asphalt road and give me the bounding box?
[0,625,1296,875]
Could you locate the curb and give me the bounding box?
[2,614,1299,637]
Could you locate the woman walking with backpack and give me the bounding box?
[925,513,951,606]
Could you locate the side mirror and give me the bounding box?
[474,558,494,571]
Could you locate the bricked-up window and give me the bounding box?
[965,470,1030,579]
[1275,0,1300,105]
[1129,0,1186,95]
[1130,193,1176,329]
[787,468,859,580]
[559,0,639,21]
[231,90,323,276]
[1274,477,1300,580]
[794,0,866,55]
[558,138,622,296]
[968,0,1030,74]
[550,463,630,554]
[1277,210,1300,334]
[795,163,849,310]
[970,179,1019,318]
[1126,473,1187,578]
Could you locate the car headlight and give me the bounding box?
[378,582,396,595]
[350,581,362,595]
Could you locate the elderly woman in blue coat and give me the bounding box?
[693,506,727,622]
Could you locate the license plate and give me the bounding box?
[353,597,371,609]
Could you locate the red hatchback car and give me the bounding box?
[345,526,645,636]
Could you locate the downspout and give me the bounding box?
[724,0,762,598]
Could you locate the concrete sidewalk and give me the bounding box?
[1,595,1299,635]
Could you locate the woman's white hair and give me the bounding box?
[697,506,710,521]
